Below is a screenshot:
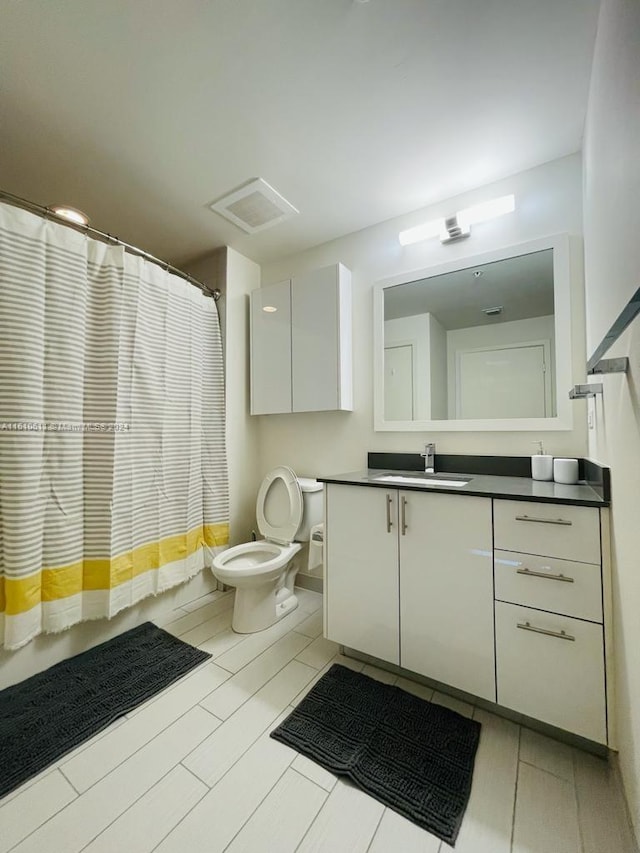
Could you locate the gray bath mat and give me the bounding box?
[0,621,210,799]
[270,663,480,845]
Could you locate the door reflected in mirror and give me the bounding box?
[383,249,555,421]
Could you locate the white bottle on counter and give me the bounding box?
[531,441,553,481]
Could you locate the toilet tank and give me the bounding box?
[296,478,324,541]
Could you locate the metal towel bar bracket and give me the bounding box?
[569,383,603,399]
[589,356,629,375]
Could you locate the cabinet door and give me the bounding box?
[399,491,495,700]
[495,601,606,743]
[325,484,399,664]
[291,264,352,412]
[250,281,291,414]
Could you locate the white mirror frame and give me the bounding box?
[373,233,573,432]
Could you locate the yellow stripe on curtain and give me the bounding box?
[0,523,229,616]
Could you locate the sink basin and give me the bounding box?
[373,473,470,488]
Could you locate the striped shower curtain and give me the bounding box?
[0,202,229,650]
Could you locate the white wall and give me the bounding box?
[256,154,587,485]
[446,315,555,418]
[224,248,261,544]
[582,0,640,837]
[384,314,430,419]
[428,313,448,419]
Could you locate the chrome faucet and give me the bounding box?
[421,442,436,473]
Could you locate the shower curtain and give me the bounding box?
[0,202,229,650]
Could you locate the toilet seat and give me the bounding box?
[213,540,302,580]
[256,465,303,546]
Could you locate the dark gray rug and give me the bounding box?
[270,663,480,846]
[0,621,210,799]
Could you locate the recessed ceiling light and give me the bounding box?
[262,306,278,313]
[49,205,90,226]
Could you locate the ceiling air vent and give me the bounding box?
[209,178,299,234]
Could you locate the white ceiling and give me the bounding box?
[0,0,600,268]
[384,248,554,329]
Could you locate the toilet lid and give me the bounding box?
[256,465,303,546]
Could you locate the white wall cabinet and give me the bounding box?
[250,280,292,415]
[324,485,610,744]
[250,263,352,414]
[324,484,494,700]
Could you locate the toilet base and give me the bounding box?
[232,587,299,634]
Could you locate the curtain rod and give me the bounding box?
[0,189,222,302]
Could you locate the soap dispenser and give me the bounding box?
[531,441,553,481]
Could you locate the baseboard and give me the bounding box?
[611,753,640,852]
[295,574,323,594]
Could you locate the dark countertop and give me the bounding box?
[317,469,609,507]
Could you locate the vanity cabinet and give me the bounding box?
[324,484,495,700]
[250,263,352,415]
[493,499,607,743]
[324,484,610,745]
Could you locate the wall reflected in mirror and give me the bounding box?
[383,249,556,421]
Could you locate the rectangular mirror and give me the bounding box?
[373,234,573,431]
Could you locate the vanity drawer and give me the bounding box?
[495,601,606,743]
[494,550,603,622]
[493,499,600,564]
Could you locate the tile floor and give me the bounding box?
[1,588,636,853]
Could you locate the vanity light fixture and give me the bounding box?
[398,194,515,247]
[262,305,277,313]
[48,205,90,226]
[457,195,515,229]
[397,218,443,246]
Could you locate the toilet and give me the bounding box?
[211,466,324,633]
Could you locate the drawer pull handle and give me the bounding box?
[517,621,575,641]
[514,514,572,526]
[401,496,408,536]
[517,567,574,583]
[386,493,393,533]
